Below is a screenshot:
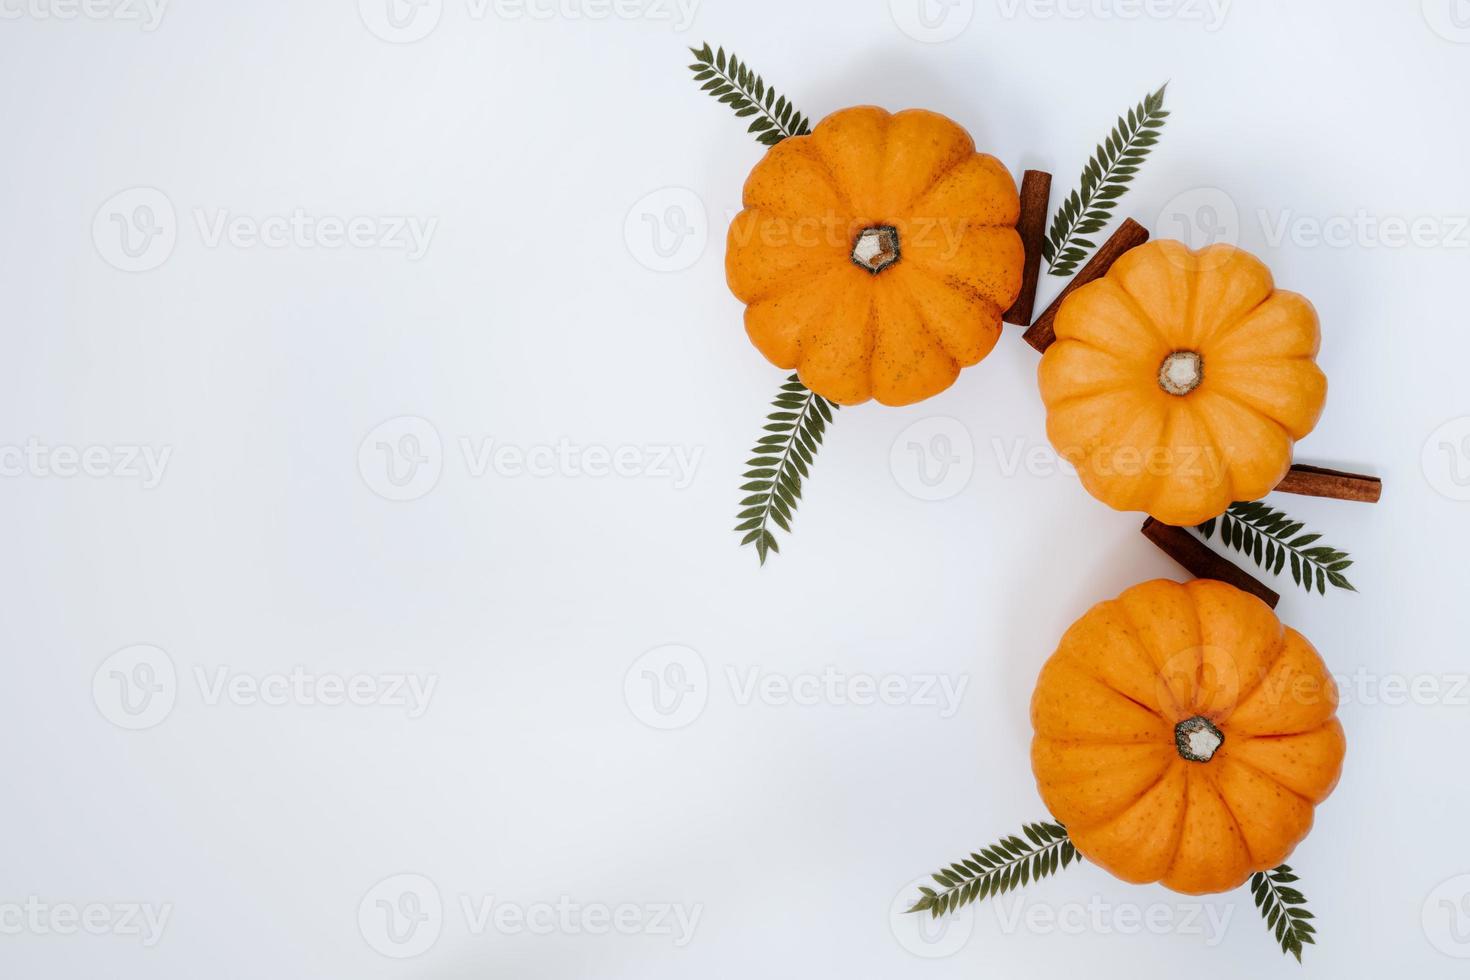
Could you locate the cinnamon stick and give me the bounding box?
[1023,218,1151,352]
[1002,170,1052,327]
[1273,464,1381,503]
[1141,518,1280,609]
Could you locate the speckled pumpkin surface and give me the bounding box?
[1038,240,1327,526]
[726,106,1023,406]
[1031,578,1345,895]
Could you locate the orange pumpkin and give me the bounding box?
[726,106,1024,406]
[1038,240,1327,526]
[1030,578,1345,895]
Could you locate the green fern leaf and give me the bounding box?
[1195,501,1355,595]
[905,822,1079,918]
[1250,864,1316,962]
[735,374,837,565]
[1043,83,1169,277]
[688,43,811,146]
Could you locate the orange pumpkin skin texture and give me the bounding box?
[1038,240,1327,526]
[726,106,1023,407]
[1030,578,1345,895]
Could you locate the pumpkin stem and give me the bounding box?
[851,226,900,274]
[1158,350,1203,395]
[1174,715,1223,763]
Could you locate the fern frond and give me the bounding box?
[1250,864,1316,962]
[1197,501,1355,595]
[687,43,812,146]
[735,374,836,565]
[1043,83,1169,277]
[906,822,1079,919]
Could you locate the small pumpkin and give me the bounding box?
[726,106,1024,406]
[1038,240,1327,526]
[1031,578,1345,895]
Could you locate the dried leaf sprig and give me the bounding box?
[906,821,1079,918]
[1251,864,1316,962]
[911,828,1318,962]
[1198,501,1356,595]
[1043,83,1169,276]
[687,43,811,146]
[734,374,837,565]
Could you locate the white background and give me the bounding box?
[2,0,1468,976]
